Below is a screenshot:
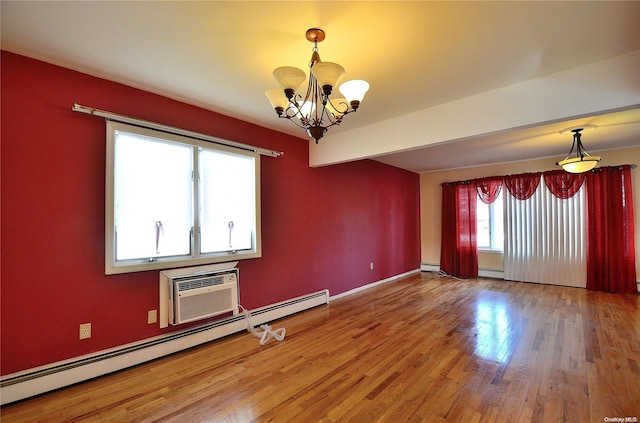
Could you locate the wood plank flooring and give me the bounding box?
[2,273,639,422]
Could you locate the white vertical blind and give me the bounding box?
[504,178,586,287]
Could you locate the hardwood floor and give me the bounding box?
[2,273,639,422]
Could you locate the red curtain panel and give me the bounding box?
[440,183,478,278]
[585,165,637,293]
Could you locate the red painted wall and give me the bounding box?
[1,51,421,375]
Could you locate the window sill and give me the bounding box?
[478,248,504,254]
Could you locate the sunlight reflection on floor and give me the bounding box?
[474,295,519,363]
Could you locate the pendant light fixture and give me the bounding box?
[265,28,369,143]
[556,126,601,173]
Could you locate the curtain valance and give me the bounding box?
[503,173,541,200]
[474,177,503,204]
[543,170,585,199]
[443,168,598,201]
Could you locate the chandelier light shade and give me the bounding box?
[311,62,345,92]
[264,88,289,110]
[272,67,306,93]
[557,127,601,173]
[339,80,370,105]
[265,28,369,143]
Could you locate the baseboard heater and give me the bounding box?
[420,263,505,279]
[422,264,640,293]
[0,289,329,405]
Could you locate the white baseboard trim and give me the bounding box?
[422,264,639,293]
[420,263,504,279]
[329,269,420,301]
[478,269,505,279]
[420,263,440,272]
[0,290,329,405]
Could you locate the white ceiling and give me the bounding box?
[2,1,640,172]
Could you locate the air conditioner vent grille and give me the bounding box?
[161,265,239,326]
[177,275,224,292]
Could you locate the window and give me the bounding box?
[106,121,261,274]
[476,189,503,251]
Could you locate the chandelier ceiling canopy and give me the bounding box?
[265,28,369,143]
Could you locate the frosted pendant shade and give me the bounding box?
[265,88,289,109]
[311,62,345,89]
[339,80,370,103]
[326,98,348,118]
[273,66,306,91]
[558,156,601,173]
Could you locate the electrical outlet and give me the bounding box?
[79,323,91,340]
[370,262,374,270]
[147,309,157,324]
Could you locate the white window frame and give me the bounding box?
[476,190,504,252]
[105,121,261,274]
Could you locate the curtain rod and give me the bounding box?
[72,103,284,158]
[440,164,637,186]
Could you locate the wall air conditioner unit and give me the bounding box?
[159,262,239,327]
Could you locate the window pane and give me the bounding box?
[114,133,193,260]
[477,199,490,248]
[491,190,504,249]
[199,149,255,254]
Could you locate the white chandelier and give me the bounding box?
[265,28,369,143]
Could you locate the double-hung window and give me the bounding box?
[476,189,504,251]
[106,121,261,274]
